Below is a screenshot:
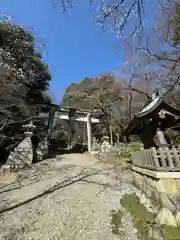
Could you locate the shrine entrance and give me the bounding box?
[38,104,106,152]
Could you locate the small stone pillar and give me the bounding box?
[91,137,100,155]
[5,121,35,168]
[36,148,43,162]
[100,135,112,152]
[87,113,92,152]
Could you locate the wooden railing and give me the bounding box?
[132,146,180,171]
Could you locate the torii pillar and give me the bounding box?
[87,113,92,152]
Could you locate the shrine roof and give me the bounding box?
[122,95,180,137]
[135,96,180,118]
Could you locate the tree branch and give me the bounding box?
[139,47,178,63]
[124,87,150,99]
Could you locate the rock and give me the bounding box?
[164,179,178,195]
[144,175,155,188]
[148,226,153,238]
[175,211,180,226]
[139,193,158,213]
[156,207,177,227]
[139,193,147,205]
[155,179,178,195]
[176,179,180,193]
[148,224,163,240]
[142,181,154,199]
[143,197,153,212]
[159,192,176,213]
[169,196,180,210]
[154,179,165,193]
[133,172,144,189]
[135,189,141,198]
[150,189,160,206]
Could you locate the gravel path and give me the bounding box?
[0,153,137,240]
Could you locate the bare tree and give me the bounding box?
[52,0,156,40]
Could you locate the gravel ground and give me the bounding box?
[0,153,137,240]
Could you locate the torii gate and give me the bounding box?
[39,104,105,152]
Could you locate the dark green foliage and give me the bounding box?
[121,194,155,240]
[0,20,51,118]
[50,129,69,148]
[61,75,123,110]
[120,194,180,240]
[0,20,51,163]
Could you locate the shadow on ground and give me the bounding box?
[48,143,88,158]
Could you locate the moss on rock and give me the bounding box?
[121,194,155,240]
[120,194,180,240]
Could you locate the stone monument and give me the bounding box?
[100,135,112,153]
[91,137,100,155]
[5,120,35,168]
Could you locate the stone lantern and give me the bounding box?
[5,120,35,167]
[101,128,111,153]
[23,120,36,136]
[91,137,100,154]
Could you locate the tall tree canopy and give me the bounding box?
[0,20,51,123]
[61,74,123,110]
[0,20,52,163]
[61,74,152,136]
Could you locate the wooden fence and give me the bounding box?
[132,146,180,171]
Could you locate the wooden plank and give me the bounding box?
[147,149,156,170]
[146,150,151,169]
[132,166,180,178]
[133,151,145,168]
[146,150,151,168]
[131,152,138,166]
[172,147,180,167]
[159,148,167,168]
[165,147,174,168]
[134,152,139,166]
[131,146,180,172]
[143,151,148,168]
[151,147,161,170]
[157,167,180,172]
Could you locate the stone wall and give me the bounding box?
[133,170,180,227]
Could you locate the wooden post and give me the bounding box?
[87,113,92,152]
[110,125,113,145]
[48,107,56,139]
[155,128,168,146]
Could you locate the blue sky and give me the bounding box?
[1,0,156,103]
[1,0,127,103]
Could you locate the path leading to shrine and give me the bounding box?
[0,153,137,240]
